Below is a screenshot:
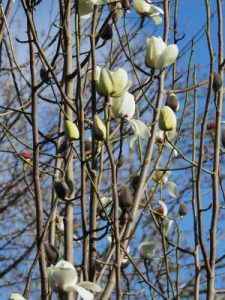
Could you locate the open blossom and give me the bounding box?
[145,36,178,69]
[134,0,164,25]
[8,294,26,300]
[48,260,102,299]
[109,92,135,119]
[97,67,132,97]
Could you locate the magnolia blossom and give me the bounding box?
[145,36,178,69]
[152,169,171,184]
[48,260,102,299]
[110,92,135,119]
[97,67,132,97]
[79,0,118,18]
[134,0,164,25]
[8,294,26,300]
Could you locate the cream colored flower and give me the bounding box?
[145,36,178,69]
[134,0,164,25]
[97,67,132,97]
[48,260,102,299]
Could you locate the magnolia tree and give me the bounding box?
[0,0,224,299]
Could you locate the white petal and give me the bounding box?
[157,44,179,69]
[165,181,179,198]
[78,281,103,292]
[110,92,135,119]
[145,36,166,68]
[74,285,94,300]
[134,0,151,15]
[149,5,164,16]
[79,1,94,18]
[128,119,151,147]
[8,294,26,300]
[112,68,131,97]
[151,15,162,25]
[87,66,102,82]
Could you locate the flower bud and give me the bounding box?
[40,68,50,84]
[154,201,168,217]
[213,71,222,92]
[100,24,113,40]
[165,94,179,112]
[45,243,59,265]
[131,175,140,190]
[119,185,133,209]
[122,0,131,10]
[152,170,170,184]
[178,201,187,217]
[221,128,225,148]
[54,180,69,199]
[117,154,125,168]
[159,106,177,131]
[65,120,79,141]
[93,115,106,141]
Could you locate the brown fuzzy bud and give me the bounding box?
[165,94,179,112]
[117,154,125,168]
[178,201,187,217]
[45,243,59,265]
[221,128,225,148]
[213,71,222,92]
[54,180,69,199]
[40,68,51,84]
[122,0,131,10]
[131,175,140,190]
[100,24,113,40]
[119,185,133,209]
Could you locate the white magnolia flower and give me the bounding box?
[110,92,135,119]
[97,67,132,97]
[145,36,178,69]
[134,0,164,25]
[8,294,26,300]
[152,169,171,184]
[79,0,118,19]
[48,260,102,299]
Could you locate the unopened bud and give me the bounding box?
[119,185,133,209]
[131,175,140,190]
[65,120,79,141]
[213,71,222,92]
[40,68,50,84]
[93,115,106,141]
[45,243,59,265]
[159,106,177,131]
[54,180,69,199]
[100,24,113,40]
[117,154,125,168]
[178,201,187,217]
[165,94,179,112]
